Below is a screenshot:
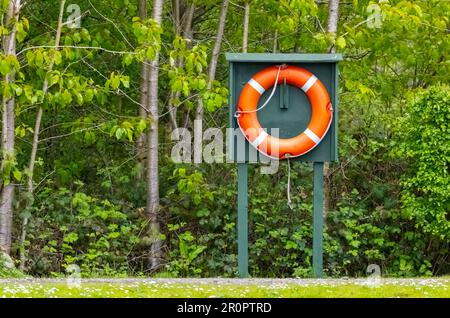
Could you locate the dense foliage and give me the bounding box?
[0,0,449,278]
[395,87,450,240]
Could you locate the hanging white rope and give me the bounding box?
[286,154,293,209]
[234,64,283,117]
[234,64,294,208]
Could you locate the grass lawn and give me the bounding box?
[0,278,449,298]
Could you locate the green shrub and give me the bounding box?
[22,181,142,277]
[394,86,450,239]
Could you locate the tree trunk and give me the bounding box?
[183,3,195,41]
[168,2,196,134]
[147,0,164,271]
[137,0,149,180]
[324,0,340,213]
[327,0,340,53]
[18,0,66,270]
[173,0,180,34]
[0,0,21,255]
[167,0,181,132]
[193,0,229,163]
[178,3,195,130]
[242,1,250,53]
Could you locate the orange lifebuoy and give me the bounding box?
[236,65,333,160]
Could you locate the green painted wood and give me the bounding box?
[237,163,249,278]
[313,162,324,278]
[225,53,343,62]
[228,62,235,162]
[332,61,340,161]
[281,78,289,109]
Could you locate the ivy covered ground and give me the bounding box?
[0,278,449,298]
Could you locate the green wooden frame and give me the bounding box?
[226,53,342,278]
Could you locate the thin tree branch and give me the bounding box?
[17,45,136,56]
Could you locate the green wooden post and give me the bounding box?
[237,163,249,278]
[313,162,324,278]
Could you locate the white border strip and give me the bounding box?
[248,78,265,95]
[301,75,317,93]
[251,130,268,148]
[304,128,321,144]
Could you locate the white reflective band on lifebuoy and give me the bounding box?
[304,128,320,144]
[301,75,318,93]
[248,78,265,95]
[251,130,268,148]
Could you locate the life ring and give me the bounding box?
[236,65,333,160]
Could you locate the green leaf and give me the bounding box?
[336,36,346,49]
[74,92,84,105]
[48,73,59,88]
[14,85,23,96]
[0,59,10,75]
[84,89,94,102]
[16,21,27,43]
[21,17,30,30]
[35,51,44,68]
[13,169,22,181]
[66,78,74,89]
[111,75,120,90]
[146,48,155,60]
[72,32,81,43]
[196,62,203,73]
[26,51,35,66]
[123,54,134,66]
[179,239,188,258]
[3,84,12,99]
[121,121,133,130]
[172,79,182,92]
[0,26,7,36]
[188,245,206,262]
[2,160,11,185]
[198,79,206,90]
[63,232,79,243]
[182,82,189,97]
[115,127,123,139]
[120,76,130,88]
[62,89,72,105]
[54,51,62,65]
[127,129,133,142]
[138,119,147,132]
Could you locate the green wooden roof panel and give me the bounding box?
[225,53,343,63]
